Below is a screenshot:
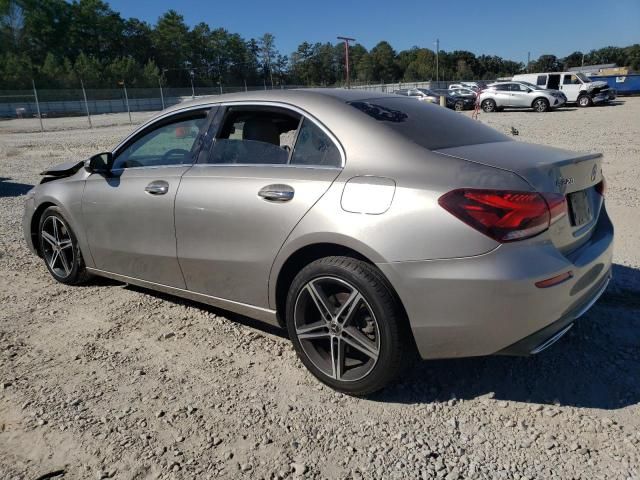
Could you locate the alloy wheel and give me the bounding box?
[41,216,74,278]
[534,99,548,112]
[293,276,380,382]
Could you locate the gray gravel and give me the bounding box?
[0,98,639,479]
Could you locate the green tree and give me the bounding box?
[370,41,398,83]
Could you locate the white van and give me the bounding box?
[512,72,613,107]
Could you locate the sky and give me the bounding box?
[107,0,640,62]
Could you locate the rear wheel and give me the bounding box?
[532,97,550,112]
[577,95,592,107]
[286,256,411,395]
[481,99,497,112]
[38,206,90,285]
[454,100,464,111]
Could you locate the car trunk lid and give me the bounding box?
[435,140,604,252]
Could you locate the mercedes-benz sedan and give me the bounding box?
[24,89,613,395]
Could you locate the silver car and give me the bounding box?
[23,89,613,395]
[480,81,567,112]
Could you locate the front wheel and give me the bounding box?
[532,98,550,112]
[454,100,465,111]
[577,95,592,107]
[481,99,497,112]
[286,257,411,395]
[38,206,91,285]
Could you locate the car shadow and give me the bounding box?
[0,177,33,198]
[373,263,640,410]
[123,284,288,339]
[99,263,639,409]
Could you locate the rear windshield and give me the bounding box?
[348,97,508,150]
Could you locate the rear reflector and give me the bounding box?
[438,189,566,243]
[535,271,573,288]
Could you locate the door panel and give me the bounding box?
[175,165,340,307]
[83,166,190,287]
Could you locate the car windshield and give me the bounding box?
[348,97,508,150]
[575,72,589,83]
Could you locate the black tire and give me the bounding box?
[38,206,91,285]
[285,256,412,395]
[454,100,464,112]
[481,99,497,112]
[532,97,550,112]
[577,95,592,107]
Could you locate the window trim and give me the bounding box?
[197,100,346,169]
[110,105,216,171]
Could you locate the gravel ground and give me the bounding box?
[1,99,639,480]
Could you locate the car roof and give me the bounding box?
[157,88,396,117]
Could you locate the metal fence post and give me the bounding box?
[32,79,44,132]
[159,77,165,110]
[121,81,132,125]
[80,78,92,128]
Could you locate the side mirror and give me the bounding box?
[527,89,533,93]
[85,152,113,174]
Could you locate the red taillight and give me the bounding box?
[595,178,606,197]
[438,189,567,243]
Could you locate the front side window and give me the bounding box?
[113,111,209,169]
[207,108,300,165]
[290,119,341,167]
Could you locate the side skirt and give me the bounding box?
[86,267,280,326]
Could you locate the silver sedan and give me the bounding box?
[23,89,613,395]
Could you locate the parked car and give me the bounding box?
[449,82,487,92]
[513,72,613,107]
[448,87,477,98]
[479,81,567,112]
[24,89,612,395]
[433,89,476,111]
[393,88,439,103]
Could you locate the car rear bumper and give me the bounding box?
[377,207,614,359]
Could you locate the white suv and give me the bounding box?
[479,81,567,113]
[513,72,613,107]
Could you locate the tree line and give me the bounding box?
[1,0,639,90]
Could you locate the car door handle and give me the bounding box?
[145,180,169,195]
[258,184,294,202]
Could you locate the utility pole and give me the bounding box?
[337,36,356,88]
[581,53,585,68]
[435,39,440,84]
[527,51,531,72]
[189,70,195,99]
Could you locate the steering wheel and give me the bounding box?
[161,148,191,164]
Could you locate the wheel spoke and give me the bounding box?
[335,291,362,327]
[59,238,73,250]
[306,282,333,320]
[330,336,344,380]
[49,250,59,270]
[298,331,331,341]
[52,217,60,242]
[58,250,71,275]
[296,320,327,335]
[41,231,57,248]
[342,327,379,361]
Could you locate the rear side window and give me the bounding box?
[348,97,508,150]
[290,119,341,167]
[206,108,300,165]
[536,75,547,86]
